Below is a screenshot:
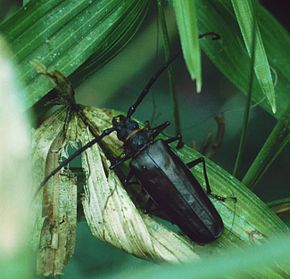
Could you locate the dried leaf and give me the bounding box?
[32,109,77,276]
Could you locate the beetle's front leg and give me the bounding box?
[109,153,133,170]
[187,157,236,202]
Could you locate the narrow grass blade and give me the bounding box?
[173,0,201,92]
[232,5,257,178]
[231,0,276,113]
[242,102,290,189]
[268,198,290,216]
[157,0,181,136]
[195,0,290,118]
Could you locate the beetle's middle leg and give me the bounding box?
[187,157,236,202]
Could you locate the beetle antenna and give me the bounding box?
[127,51,180,118]
[127,32,220,118]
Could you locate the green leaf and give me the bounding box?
[242,102,290,188]
[196,0,290,119]
[157,0,181,135]
[231,0,276,113]
[173,0,201,92]
[0,0,150,109]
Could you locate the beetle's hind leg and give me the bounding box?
[187,157,237,202]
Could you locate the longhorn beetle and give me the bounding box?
[39,32,234,244]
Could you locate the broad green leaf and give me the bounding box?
[173,0,201,92]
[195,0,290,119]
[231,0,276,113]
[0,0,150,108]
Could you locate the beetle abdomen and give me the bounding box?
[131,140,223,244]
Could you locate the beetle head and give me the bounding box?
[112,115,140,142]
[112,115,126,128]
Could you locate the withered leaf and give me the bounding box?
[32,108,77,276]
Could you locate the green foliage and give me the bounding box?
[0,0,290,278]
[0,0,150,108]
[196,0,290,118]
[231,0,276,113]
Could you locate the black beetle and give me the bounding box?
[39,32,229,244]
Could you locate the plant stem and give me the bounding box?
[233,4,257,178]
[267,198,290,215]
[157,0,181,136]
[242,102,290,189]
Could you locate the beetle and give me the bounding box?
[39,32,230,244]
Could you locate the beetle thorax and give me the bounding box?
[112,115,150,153]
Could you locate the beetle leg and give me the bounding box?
[149,121,170,139]
[165,133,184,149]
[110,153,132,170]
[109,153,133,169]
[186,157,236,202]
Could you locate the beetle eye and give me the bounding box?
[112,115,120,125]
[112,115,126,126]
